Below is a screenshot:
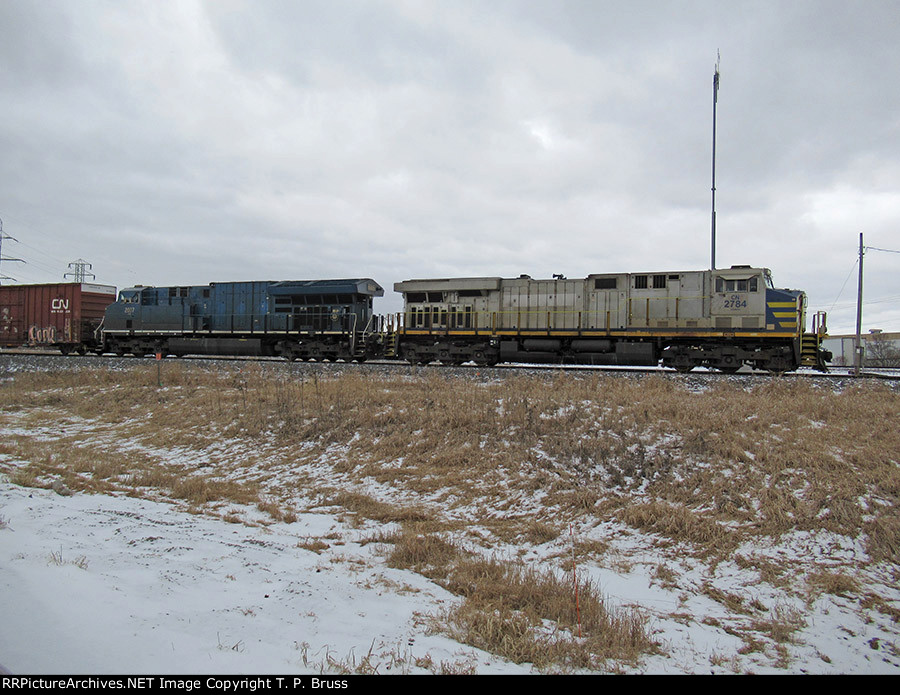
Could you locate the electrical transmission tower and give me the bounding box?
[0,217,25,284]
[64,258,96,283]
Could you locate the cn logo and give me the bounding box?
[51,298,70,312]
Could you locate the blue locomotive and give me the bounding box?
[101,279,384,361]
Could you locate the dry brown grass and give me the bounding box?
[2,362,898,671]
[3,364,898,558]
[382,527,653,671]
[807,569,860,599]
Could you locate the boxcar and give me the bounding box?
[0,282,117,354]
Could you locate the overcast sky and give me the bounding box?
[1,0,897,332]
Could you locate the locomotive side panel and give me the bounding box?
[495,277,581,331]
[624,271,709,329]
[585,275,628,330]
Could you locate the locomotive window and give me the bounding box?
[427,292,443,302]
[653,275,667,289]
[406,292,427,303]
[459,290,483,298]
[715,277,759,293]
[594,278,617,290]
[202,289,210,298]
[634,275,648,289]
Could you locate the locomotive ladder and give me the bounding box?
[800,311,829,372]
[355,315,399,358]
[380,315,400,358]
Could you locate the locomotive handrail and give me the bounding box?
[398,306,805,335]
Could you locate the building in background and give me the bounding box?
[823,330,900,368]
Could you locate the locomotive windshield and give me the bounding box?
[715,276,759,293]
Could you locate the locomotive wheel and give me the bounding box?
[474,356,498,367]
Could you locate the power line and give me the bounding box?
[829,257,859,314]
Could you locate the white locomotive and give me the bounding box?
[393,266,830,373]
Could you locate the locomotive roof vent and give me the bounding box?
[519,274,532,279]
[730,265,752,269]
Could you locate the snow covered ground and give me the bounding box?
[2,481,898,675]
[1,353,898,675]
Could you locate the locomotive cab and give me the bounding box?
[709,266,769,331]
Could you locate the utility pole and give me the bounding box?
[64,259,96,283]
[711,53,720,270]
[854,232,865,376]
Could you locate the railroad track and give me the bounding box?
[3,349,899,382]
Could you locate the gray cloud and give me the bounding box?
[1,0,897,331]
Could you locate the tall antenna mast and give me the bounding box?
[711,51,720,270]
[855,232,865,376]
